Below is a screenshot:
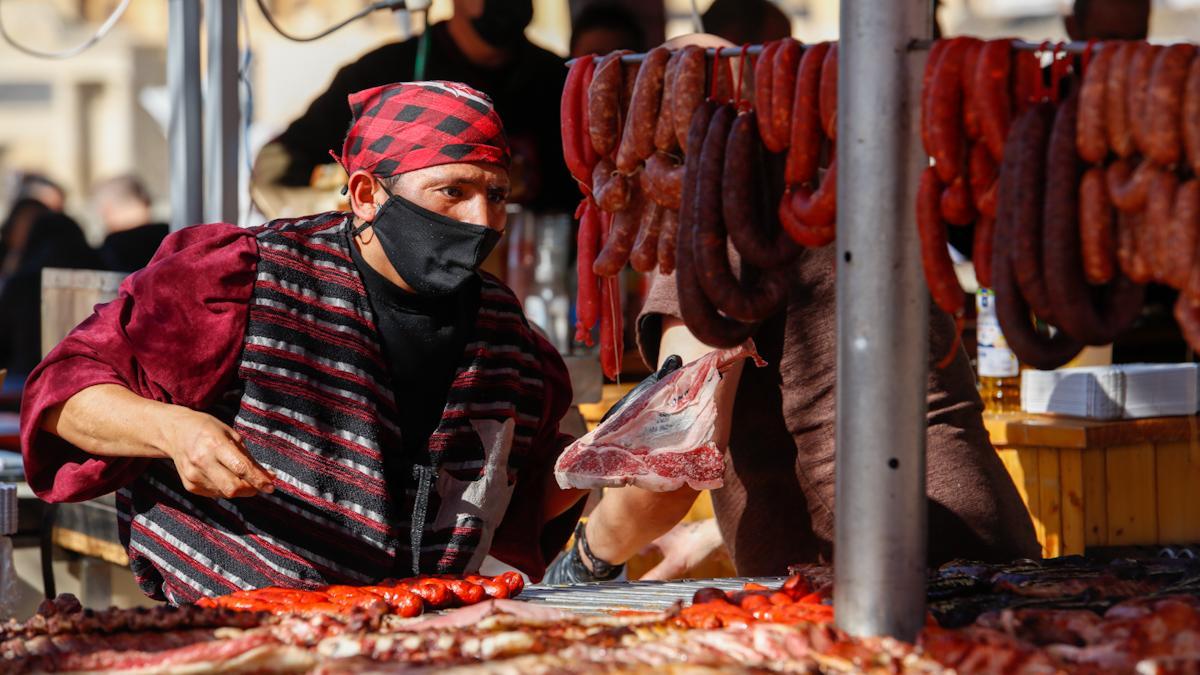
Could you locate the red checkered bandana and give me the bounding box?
[338,81,510,178]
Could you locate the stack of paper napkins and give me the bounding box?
[1021,363,1200,419]
[0,484,14,536]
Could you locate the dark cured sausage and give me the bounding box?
[819,44,838,141]
[617,46,671,173]
[1105,158,1153,213]
[1076,43,1112,164]
[630,199,663,273]
[770,39,802,153]
[655,51,681,153]
[676,102,757,348]
[1080,166,1116,285]
[673,46,707,150]
[976,40,1013,162]
[1145,43,1197,167]
[1184,55,1200,175]
[787,42,832,186]
[1008,102,1057,324]
[928,37,971,183]
[657,207,680,274]
[1105,42,1136,159]
[644,152,683,210]
[754,41,781,151]
[1042,90,1144,346]
[725,110,800,268]
[694,109,788,322]
[562,55,594,187]
[575,200,601,345]
[917,167,964,318]
[1126,42,1162,159]
[588,52,625,159]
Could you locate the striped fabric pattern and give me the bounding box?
[116,212,549,603]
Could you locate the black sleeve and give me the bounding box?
[273,40,419,186]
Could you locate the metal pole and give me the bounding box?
[168,0,203,231]
[205,0,239,224]
[834,0,929,641]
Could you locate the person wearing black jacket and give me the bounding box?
[253,0,572,219]
[92,175,168,273]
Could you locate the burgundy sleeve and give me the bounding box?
[20,223,259,503]
[489,331,584,581]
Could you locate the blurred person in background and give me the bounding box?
[1064,0,1150,41]
[92,175,168,273]
[569,2,645,58]
[252,0,572,220]
[14,173,65,213]
[701,0,791,46]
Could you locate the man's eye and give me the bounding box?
[440,186,464,199]
[488,189,508,204]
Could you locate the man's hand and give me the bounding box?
[157,407,275,499]
[639,518,725,581]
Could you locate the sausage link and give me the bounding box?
[1115,209,1152,283]
[786,42,831,186]
[657,207,680,274]
[588,51,625,159]
[1012,49,1042,113]
[725,110,801,268]
[976,40,1013,161]
[575,200,601,345]
[917,167,964,317]
[1170,179,1200,292]
[779,159,837,247]
[630,198,663,273]
[929,37,971,183]
[1184,54,1200,175]
[819,44,838,141]
[593,159,631,212]
[580,57,599,168]
[673,46,708,150]
[1149,174,1199,290]
[921,39,949,155]
[973,215,996,289]
[593,178,643,276]
[617,46,671,173]
[562,55,593,187]
[968,142,999,216]
[654,51,682,153]
[1174,295,1200,354]
[941,175,976,226]
[644,152,684,210]
[598,214,623,380]
[1127,42,1162,158]
[1145,168,1178,285]
[1105,158,1154,213]
[1105,42,1136,159]
[754,41,781,151]
[1076,43,1112,164]
[1145,43,1197,167]
[961,39,984,141]
[1080,166,1116,285]
[770,39,802,153]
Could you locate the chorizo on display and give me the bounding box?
[787,41,832,186]
[1145,43,1197,167]
[726,110,800,268]
[588,51,625,158]
[754,41,782,152]
[616,45,671,173]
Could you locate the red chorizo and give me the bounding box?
[975,39,1013,162]
[921,39,948,156]
[819,44,838,141]
[593,158,630,212]
[575,200,601,345]
[1145,43,1196,167]
[1080,166,1116,285]
[961,39,983,141]
[617,45,671,173]
[589,51,625,159]
[770,39,802,153]
[673,46,707,150]
[598,218,623,380]
[1174,295,1200,354]
[1105,41,1136,159]
[1012,49,1042,112]
[1144,169,1177,285]
[562,55,593,187]
[786,42,831,186]
[779,159,837,247]
[1105,158,1153,213]
[1076,43,1112,164]
[725,110,800,268]
[941,175,976,226]
[1184,54,1200,175]
[654,51,682,153]
[973,215,996,289]
[1171,180,1200,292]
[754,41,781,151]
[593,179,643,276]
[1115,209,1152,283]
[1126,42,1162,158]
[644,151,683,210]
[1148,173,1199,290]
[657,207,680,274]
[928,37,971,183]
[968,142,998,216]
[630,198,663,273]
[917,166,964,318]
[580,57,599,168]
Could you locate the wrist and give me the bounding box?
[145,401,183,460]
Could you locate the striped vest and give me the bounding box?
[117,212,549,603]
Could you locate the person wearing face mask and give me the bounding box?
[18,82,589,604]
[253,0,575,220]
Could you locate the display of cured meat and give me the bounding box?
[554,342,764,491]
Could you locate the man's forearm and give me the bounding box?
[41,384,175,459]
[542,471,586,521]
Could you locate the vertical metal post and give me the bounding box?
[205,0,240,224]
[168,0,203,231]
[834,0,930,640]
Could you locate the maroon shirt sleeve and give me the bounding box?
[489,330,583,581]
[20,223,258,503]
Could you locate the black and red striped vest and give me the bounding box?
[116,212,551,603]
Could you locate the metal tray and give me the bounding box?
[521,577,787,614]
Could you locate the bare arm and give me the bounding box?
[42,384,274,498]
[582,317,742,566]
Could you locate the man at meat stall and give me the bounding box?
[20,82,590,604]
[545,35,1041,585]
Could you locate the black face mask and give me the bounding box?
[355,192,501,296]
[471,0,532,50]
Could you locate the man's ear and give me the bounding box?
[348,170,379,223]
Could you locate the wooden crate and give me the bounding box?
[986,413,1200,556]
[40,268,126,356]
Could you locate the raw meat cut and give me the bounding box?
[555,342,764,491]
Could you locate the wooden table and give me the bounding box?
[985,412,1200,558]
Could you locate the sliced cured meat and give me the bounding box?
[554,343,765,491]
